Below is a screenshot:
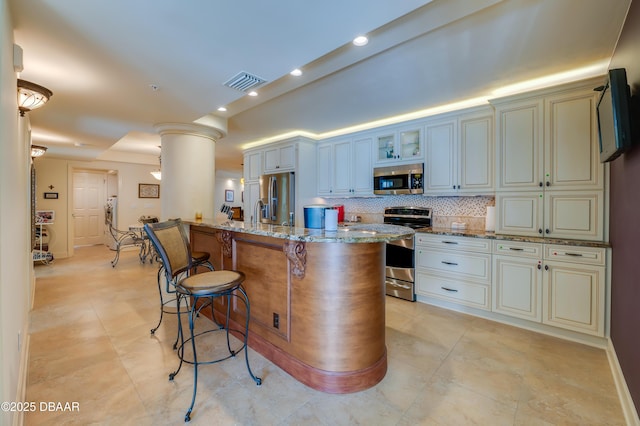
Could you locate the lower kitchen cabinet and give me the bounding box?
[415,233,491,310]
[492,240,543,322]
[542,244,606,337]
[416,272,490,309]
[416,233,608,339]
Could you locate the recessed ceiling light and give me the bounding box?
[248,91,258,97]
[290,68,302,77]
[217,106,227,112]
[353,36,368,46]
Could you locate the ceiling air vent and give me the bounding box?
[223,71,267,92]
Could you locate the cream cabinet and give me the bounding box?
[415,233,491,310]
[542,244,606,337]
[492,80,604,241]
[243,138,317,227]
[243,151,263,182]
[425,109,494,194]
[493,84,602,192]
[492,240,606,337]
[264,143,295,173]
[374,126,423,164]
[492,240,543,321]
[496,190,603,240]
[317,137,373,197]
[494,97,544,190]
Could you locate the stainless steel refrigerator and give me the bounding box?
[258,172,295,225]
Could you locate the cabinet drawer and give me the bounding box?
[415,233,491,252]
[416,272,489,309]
[416,248,491,283]
[493,240,542,259]
[544,245,606,266]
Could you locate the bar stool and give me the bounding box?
[150,248,214,336]
[144,219,261,422]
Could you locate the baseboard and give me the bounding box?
[607,338,640,426]
[12,332,30,426]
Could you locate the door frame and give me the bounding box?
[66,165,112,257]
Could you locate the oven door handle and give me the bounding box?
[385,279,412,290]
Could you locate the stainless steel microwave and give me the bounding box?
[373,163,424,195]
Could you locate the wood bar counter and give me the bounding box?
[187,220,413,393]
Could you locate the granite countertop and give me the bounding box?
[187,220,415,243]
[415,226,611,248]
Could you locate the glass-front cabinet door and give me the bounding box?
[376,133,396,161]
[375,127,423,164]
[399,129,421,159]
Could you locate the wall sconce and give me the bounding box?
[30,145,47,158]
[17,79,53,116]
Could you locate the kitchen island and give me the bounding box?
[186,220,413,393]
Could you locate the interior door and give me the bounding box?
[73,171,106,246]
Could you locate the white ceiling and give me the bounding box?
[10,0,632,172]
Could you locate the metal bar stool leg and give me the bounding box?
[238,285,262,385]
[150,265,165,335]
[184,295,199,422]
[169,294,186,382]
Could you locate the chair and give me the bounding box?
[144,219,261,422]
[149,221,214,336]
[105,209,149,267]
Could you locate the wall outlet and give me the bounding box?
[273,312,279,329]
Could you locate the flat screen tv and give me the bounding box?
[595,68,634,163]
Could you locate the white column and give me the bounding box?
[154,122,226,221]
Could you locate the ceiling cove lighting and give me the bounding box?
[353,36,368,46]
[17,79,53,116]
[30,145,47,158]
[290,68,302,77]
[217,107,227,112]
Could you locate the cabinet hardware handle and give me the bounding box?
[538,228,543,234]
[457,185,461,189]
[546,181,550,187]
[509,247,524,251]
[453,185,456,189]
[441,261,458,266]
[442,241,458,244]
[537,264,542,270]
[441,287,458,292]
[545,265,549,271]
[545,229,550,234]
[539,182,543,187]
[564,252,583,257]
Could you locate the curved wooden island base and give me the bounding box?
[189,224,399,393]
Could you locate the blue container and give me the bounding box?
[303,205,327,229]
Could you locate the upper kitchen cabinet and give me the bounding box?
[493,97,544,191]
[425,107,494,195]
[318,137,373,197]
[544,88,603,190]
[374,125,423,165]
[492,79,603,192]
[263,142,296,173]
[243,137,317,227]
[243,150,263,182]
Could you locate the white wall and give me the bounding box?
[215,170,243,217]
[35,158,162,258]
[0,0,31,423]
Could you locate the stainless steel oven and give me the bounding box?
[383,207,432,301]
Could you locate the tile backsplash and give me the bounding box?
[326,195,494,230]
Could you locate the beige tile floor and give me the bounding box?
[25,245,625,425]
